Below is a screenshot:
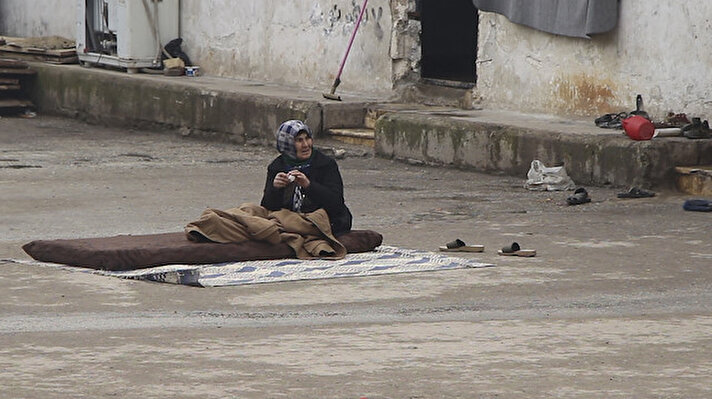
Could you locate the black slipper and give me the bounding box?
[595,112,628,129]
[617,187,656,199]
[439,239,484,252]
[567,187,591,206]
[681,118,712,139]
[498,242,536,257]
[683,199,712,212]
[445,239,465,249]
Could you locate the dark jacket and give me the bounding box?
[260,149,353,235]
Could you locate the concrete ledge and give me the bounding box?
[375,112,712,188]
[24,62,712,189]
[26,63,371,145]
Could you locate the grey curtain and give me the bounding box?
[472,0,618,38]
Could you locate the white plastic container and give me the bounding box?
[185,66,200,77]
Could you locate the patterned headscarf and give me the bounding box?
[275,120,312,160]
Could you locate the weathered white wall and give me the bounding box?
[3,0,707,120]
[0,0,75,39]
[475,0,712,119]
[0,0,400,95]
[180,0,395,95]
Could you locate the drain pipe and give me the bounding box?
[178,0,182,38]
[141,0,165,66]
[153,0,163,64]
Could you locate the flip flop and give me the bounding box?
[566,187,591,206]
[594,112,628,129]
[497,242,536,257]
[439,239,484,252]
[617,187,656,199]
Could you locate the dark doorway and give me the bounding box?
[419,0,478,83]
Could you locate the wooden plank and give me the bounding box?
[0,45,75,57]
[327,128,376,139]
[42,55,79,65]
[326,128,375,147]
[0,78,20,85]
[0,99,33,108]
[0,51,77,64]
[675,166,712,196]
[48,56,79,65]
[0,58,29,68]
[0,84,21,90]
[0,68,37,75]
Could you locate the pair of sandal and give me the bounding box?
[655,112,690,128]
[594,112,629,129]
[595,95,651,129]
[568,186,656,205]
[617,187,655,199]
[567,187,591,205]
[439,239,536,257]
[681,117,712,139]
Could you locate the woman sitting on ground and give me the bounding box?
[261,119,353,235]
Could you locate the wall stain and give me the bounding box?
[324,5,342,35]
[552,73,618,115]
[326,1,377,36]
[373,7,384,40]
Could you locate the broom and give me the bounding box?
[323,0,369,101]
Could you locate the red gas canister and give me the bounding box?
[622,115,654,140]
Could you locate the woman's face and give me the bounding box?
[294,131,313,160]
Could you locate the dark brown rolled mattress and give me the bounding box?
[22,230,383,271]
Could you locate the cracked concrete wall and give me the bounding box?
[0,0,75,39]
[388,0,421,89]
[475,0,712,119]
[0,0,407,96]
[6,0,707,122]
[179,0,395,95]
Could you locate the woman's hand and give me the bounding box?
[273,172,291,188]
[273,171,310,188]
[288,170,310,188]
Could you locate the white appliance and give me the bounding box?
[76,0,179,73]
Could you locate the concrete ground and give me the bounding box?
[1,115,711,399]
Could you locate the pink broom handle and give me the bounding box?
[335,0,369,79]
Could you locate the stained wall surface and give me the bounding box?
[178,0,396,95]
[0,0,397,95]
[475,1,712,118]
[0,0,75,39]
[1,0,709,120]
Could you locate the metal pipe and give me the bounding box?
[178,0,182,39]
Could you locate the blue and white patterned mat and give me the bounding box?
[6,246,494,287]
